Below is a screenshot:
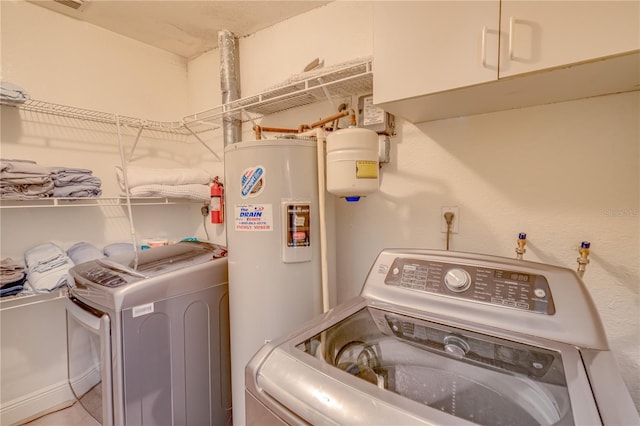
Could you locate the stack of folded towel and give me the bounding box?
[103,242,134,257]
[0,159,54,200]
[0,81,29,105]
[0,159,103,200]
[66,241,105,264]
[66,241,135,261]
[116,166,212,201]
[49,167,102,198]
[1,242,138,298]
[0,258,27,297]
[24,242,74,292]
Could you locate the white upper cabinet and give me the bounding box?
[374,1,640,123]
[373,1,500,104]
[500,1,640,77]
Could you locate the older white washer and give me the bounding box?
[246,249,638,425]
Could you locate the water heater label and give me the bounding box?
[241,165,265,198]
[285,203,311,248]
[282,201,312,263]
[235,204,273,231]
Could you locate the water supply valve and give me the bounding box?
[515,232,527,260]
[576,241,591,278]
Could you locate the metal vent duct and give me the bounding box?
[219,29,241,147]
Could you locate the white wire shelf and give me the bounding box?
[5,99,218,136]
[3,57,373,136]
[183,57,374,126]
[0,290,65,312]
[0,197,206,209]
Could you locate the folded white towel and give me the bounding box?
[0,81,30,103]
[24,242,74,292]
[116,166,212,188]
[126,183,210,201]
[67,242,104,265]
[1,158,49,176]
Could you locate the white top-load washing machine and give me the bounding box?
[66,241,231,426]
[245,249,638,425]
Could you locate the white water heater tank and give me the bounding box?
[326,127,379,201]
[224,137,323,426]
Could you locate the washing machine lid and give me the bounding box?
[70,241,226,287]
[101,241,227,278]
[248,300,601,426]
[68,242,228,311]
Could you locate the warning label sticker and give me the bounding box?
[363,96,385,126]
[241,166,265,198]
[234,204,273,231]
[356,160,378,179]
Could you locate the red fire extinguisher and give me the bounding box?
[210,177,224,224]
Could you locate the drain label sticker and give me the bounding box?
[241,166,265,198]
[132,303,154,318]
[235,204,273,231]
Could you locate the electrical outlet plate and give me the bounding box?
[441,206,460,233]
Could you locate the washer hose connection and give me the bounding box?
[444,211,455,251]
[515,232,527,260]
[577,241,591,278]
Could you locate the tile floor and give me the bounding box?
[21,402,100,426]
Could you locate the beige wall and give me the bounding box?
[0,0,188,120]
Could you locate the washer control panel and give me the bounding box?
[74,264,138,288]
[384,257,555,314]
[80,266,127,287]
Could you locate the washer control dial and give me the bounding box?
[444,268,472,292]
[443,335,470,359]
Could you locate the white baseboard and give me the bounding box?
[0,379,75,426]
[69,365,100,398]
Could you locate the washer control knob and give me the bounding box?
[444,268,472,292]
[444,335,470,359]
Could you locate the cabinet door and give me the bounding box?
[374,1,499,105]
[500,0,640,77]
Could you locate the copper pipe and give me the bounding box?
[253,125,298,140]
[255,108,357,139]
[303,109,356,131]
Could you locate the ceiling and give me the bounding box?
[29,0,332,59]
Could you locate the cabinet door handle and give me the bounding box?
[508,16,515,59]
[481,26,488,67]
